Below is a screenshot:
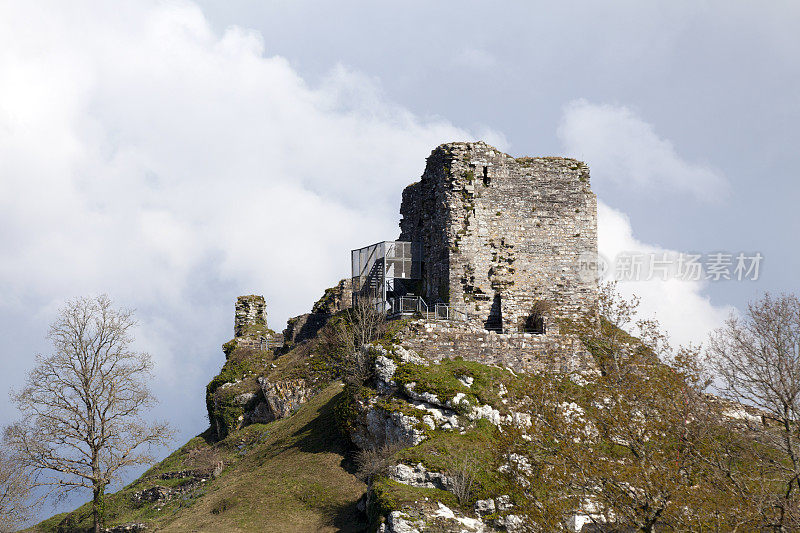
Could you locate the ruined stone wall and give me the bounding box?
[396,319,594,374]
[234,295,269,338]
[400,141,598,332]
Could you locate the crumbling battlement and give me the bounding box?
[234,295,269,338]
[227,295,277,355]
[399,141,598,332]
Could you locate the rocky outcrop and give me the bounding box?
[388,463,452,491]
[256,377,313,420]
[234,378,316,426]
[102,524,147,533]
[349,400,427,450]
[132,486,173,503]
[378,502,501,533]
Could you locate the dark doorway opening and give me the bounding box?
[524,314,546,334]
[485,294,503,332]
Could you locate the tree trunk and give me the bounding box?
[93,485,103,533]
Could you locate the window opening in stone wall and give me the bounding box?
[522,300,551,334]
[482,166,490,186]
[485,293,503,332]
[524,314,546,334]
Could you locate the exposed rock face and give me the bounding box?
[349,401,427,450]
[374,355,398,393]
[399,142,598,331]
[255,377,313,421]
[378,502,500,533]
[102,524,147,533]
[388,463,452,491]
[133,486,172,503]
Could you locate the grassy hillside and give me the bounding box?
[31,382,367,533]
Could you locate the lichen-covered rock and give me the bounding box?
[403,382,443,406]
[495,494,513,512]
[394,345,427,366]
[469,403,503,425]
[431,502,493,532]
[409,399,460,430]
[388,463,452,490]
[494,514,524,532]
[457,375,474,387]
[255,377,313,421]
[233,392,258,406]
[102,524,147,533]
[379,502,499,532]
[474,498,496,515]
[132,486,172,503]
[349,399,426,450]
[379,511,424,533]
[375,355,398,392]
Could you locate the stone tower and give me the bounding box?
[399,141,598,332]
[234,295,269,338]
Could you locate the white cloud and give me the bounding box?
[0,1,507,436]
[559,99,727,200]
[560,99,732,345]
[598,201,731,347]
[0,3,731,492]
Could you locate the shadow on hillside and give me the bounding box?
[291,390,358,471]
[290,389,368,532]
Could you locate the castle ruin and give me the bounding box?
[354,141,598,336]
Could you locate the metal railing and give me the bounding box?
[388,296,467,322]
[258,336,283,351]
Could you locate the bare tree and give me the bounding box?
[708,292,800,530]
[561,282,656,376]
[4,295,173,533]
[354,440,407,484]
[325,296,386,385]
[0,447,35,533]
[505,285,739,532]
[447,454,476,506]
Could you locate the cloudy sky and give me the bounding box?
[1,0,798,510]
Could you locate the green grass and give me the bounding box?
[393,357,518,413]
[30,383,367,533]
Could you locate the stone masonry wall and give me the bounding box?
[399,141,598,332]
[397,319,594,375]
[234,295,269,338]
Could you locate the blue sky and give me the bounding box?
[1,0,797,515]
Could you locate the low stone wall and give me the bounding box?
[395,319,594,374]
[283,312,330,345]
